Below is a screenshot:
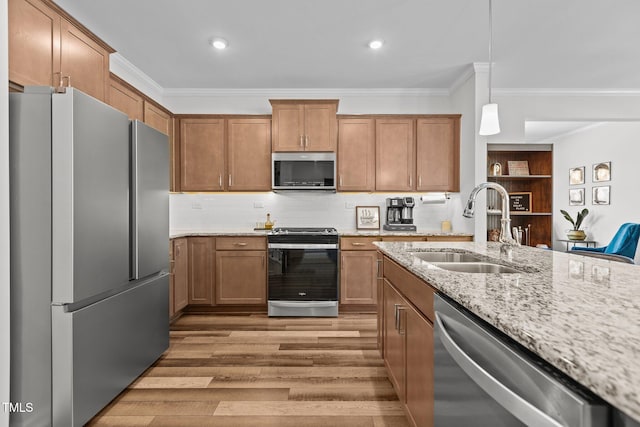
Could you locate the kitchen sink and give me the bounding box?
[409,252,483,263]
[431,262,522,274]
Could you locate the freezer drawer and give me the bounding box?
[51,274,169,427]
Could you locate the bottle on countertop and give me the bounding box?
[265,213,274,230]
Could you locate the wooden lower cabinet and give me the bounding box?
[340,250,378,305]
[215,250,267,304]
[382,262,434,427]
[172,238,189,315]
[187,237,215,305]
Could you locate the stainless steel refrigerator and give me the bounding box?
[9,87,170,427]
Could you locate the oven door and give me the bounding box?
[268,243,338,301]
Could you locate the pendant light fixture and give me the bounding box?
[479,0,500,136]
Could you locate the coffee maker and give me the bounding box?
[383,197,417,231]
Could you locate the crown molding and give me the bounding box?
[109,53,164,103]
[494,88,640,96]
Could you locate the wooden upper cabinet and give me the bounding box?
[270,100,338,152]
[144,101,172,136]
[337,118,375,191]
[416,117,460,192]
[9,0,60,87]
[9,0,113,102]
[375,118,415,191]
[227,118,272,191]
[180,118,226,191]
[108,76,144,121]
[59,18,110,102]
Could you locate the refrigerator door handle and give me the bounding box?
[435,312,563,427]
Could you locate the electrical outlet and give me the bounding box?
[345,202,355,209]
[191,202,202,210]
[254,202,264,208]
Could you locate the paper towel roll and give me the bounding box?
[420,193,447,204]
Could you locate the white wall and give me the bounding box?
[171,192,463,234]
[552,122,640,262]
[162,89,453,115]
[1,0,10,425]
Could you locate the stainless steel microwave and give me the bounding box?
[272,152,336,191]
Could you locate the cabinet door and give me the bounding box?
[340,250,378,305]
[173,238,189,313]
[376,119,415,191]
[59,18,109,102]
[187,237,214,305]
[405,305,434,427]
[9,0,60,87]
[227,118,272,191]
[215,251,267,304]
[272,104,304,151]
[180,119,225,191]
[144,101,172,136]
[304,103,337,151]
[337,118,375,191]
[416,118,459,192]
[108,77,144,121]
[383,280,406,401]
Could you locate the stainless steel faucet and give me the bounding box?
[463,182,519,245]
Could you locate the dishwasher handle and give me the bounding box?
[435,311,563,427]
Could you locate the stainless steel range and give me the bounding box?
[267,227,339,317]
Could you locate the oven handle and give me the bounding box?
[435,311,563,427]
[268,243,338,249]
[269,301,337,308]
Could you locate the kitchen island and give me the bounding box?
[375,241,640,424]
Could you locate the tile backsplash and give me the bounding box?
[170,192,472,233]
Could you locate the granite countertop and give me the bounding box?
[170,229,473,239]
[375,241,640,422]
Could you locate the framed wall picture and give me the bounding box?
[569,188,585,206]
[592,162,611,182]
[356,206,380,230]
[592,186,610,205]
[569,166,585,185]
[508,192,532,213]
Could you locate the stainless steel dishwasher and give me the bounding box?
[434,294,610,427]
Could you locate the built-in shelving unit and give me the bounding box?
[487,145,553,247]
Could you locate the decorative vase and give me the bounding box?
[567,230,586,241]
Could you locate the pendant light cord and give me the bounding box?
[488,0,493,103]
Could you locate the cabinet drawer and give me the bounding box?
[383,256,435,323]
[216,236,266,251]
[340,237,380,251]
[381,236,426,242]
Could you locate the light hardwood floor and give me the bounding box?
[87,313,409,426]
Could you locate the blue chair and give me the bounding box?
[571,223,640,264]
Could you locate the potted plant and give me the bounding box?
[560,208,589,240]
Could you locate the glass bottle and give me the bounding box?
[265,213,274,230]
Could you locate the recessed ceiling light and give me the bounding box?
[211,38,228,50]
[368,40,384,50]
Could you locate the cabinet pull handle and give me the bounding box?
[229,174,232,187]
[219,175,222,187]
[419,175,422,187]
[305,135,309,148]
[300,135,304,147]
[409,175,412,187]
[352,242,365,246]
[394,303,401,331]
[398,307,406,335]
[235,242,248,246]
[340,175,343,186]
[262,255,265,268]
[376,259,383,278]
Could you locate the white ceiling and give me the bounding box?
[54,0,640,90]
